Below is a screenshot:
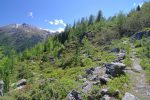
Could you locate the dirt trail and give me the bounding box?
[127,44,150,100]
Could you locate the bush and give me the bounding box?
[140,58,150,70]
[123,57,132,67]
[108,75,129,98]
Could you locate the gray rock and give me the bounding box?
[0,80,4,96]
[86,67,95,75]
[82,82,88,89]
[47,78,56,82]
[118,53,126,60]
[100,75,111,84]
[122,92,139,100]
[101,88,108,95]
[82,81,93,94]
[89,75,98,81]
[92,67,106,76]
[111,48,120,53]
[105,63,125,77]
[67,90,82,100]
[111,62,126,67]
[16,79,27,87]
[102,95,111,100]
[131,31,143,40]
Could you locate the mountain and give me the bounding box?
[0,23,53,52]
[0,2,149,100]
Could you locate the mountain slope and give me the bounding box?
[0,23,53,52]
[0,2,149,100]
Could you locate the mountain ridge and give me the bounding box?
[0,23,54,52]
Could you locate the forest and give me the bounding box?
[0,2,150,100]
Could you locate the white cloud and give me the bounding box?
[46,19,66,27]
[47,28,64,33]
[28,12,34,18]
[56,28,65,32]
[49,21,54,25]
[133,2,143,7]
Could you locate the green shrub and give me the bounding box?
[140,58,150,70]
[123,57,132,67]
[81,58,93,67]
[108,75,129,98]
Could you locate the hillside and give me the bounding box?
[0,2,150,100]
[0,23,53,52]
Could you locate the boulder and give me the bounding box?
[86,67,95,75]
[122,92,139,100]
[67,90,82,100]
[117,53,126,60]
[102,95,111,100]
[17,79,27,87]
[47,78,56,82]
[111,48,120,53]
[100,75,111,84]
[101,88,120,97]
[105,64,125,77]
[89,75,98,81]
[111,62,126,67]
[82,81,93,94]
[101,88,108,95]
[0,80,4,96]
[131,30,150,40]
[92,67,106,76]
[132,32,143,40]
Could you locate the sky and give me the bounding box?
[0,0,149,32]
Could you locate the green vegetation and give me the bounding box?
[0,2,149,99]
[108,75,129,99]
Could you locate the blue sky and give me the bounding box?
[0,0,149,31]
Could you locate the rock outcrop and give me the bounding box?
[131,30,150,40]
[16,79,27,87]
[67,90,82,100]
[105,63,125,77]
[0,80,4,96]
[111,48,120,53]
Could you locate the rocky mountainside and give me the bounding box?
[0,2,149,100]
[0,23,53,52]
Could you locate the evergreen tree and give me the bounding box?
[96,10,103,22]
[136,5,141,11]
[88,14,95,25]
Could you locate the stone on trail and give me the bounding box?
[122,92,139,100]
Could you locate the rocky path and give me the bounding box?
[127,44,150,100]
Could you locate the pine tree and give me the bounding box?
[88,14,95,25]
[96,10,103,22]
[136,5,141,11]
